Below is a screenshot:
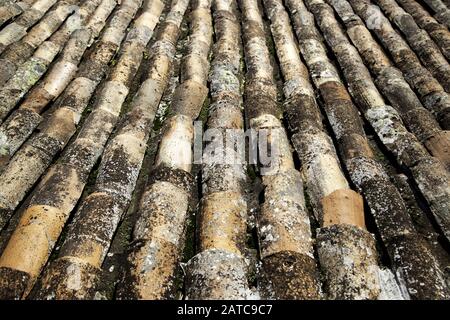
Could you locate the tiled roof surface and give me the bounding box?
[0,0,448,300]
